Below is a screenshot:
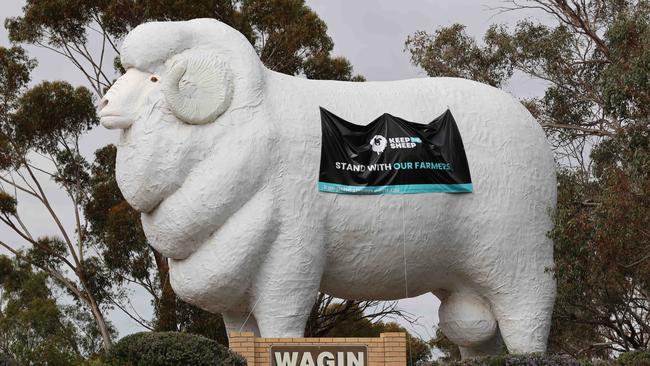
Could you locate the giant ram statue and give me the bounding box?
[99,18,557,358]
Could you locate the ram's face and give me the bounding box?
[99,50,234,213]
[99,68,161,129]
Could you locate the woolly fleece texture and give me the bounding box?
[99,19,557,359]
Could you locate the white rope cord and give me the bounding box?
[401,195,409,298]
[239,287,265,332]
[400,195,414,366]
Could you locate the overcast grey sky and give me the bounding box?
[0,0,552,341]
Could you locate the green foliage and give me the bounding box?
[0,46,35,170]
[5,0,100,46]
[103,332,245,366]
[61,305,117,357]
[0,43,114,352]
[0,78,97,207]
[615,350,650,366]
[0,255,84,365]
[429,329,461,362]
[0,191,17,216]
[378,322,432,366]
[5,0,362,80]
[51,149,92,197]
[323,311,378,338]
[174,301,228,346]
[85,145,152,286]
[0,46,36,117]
[84,146,170,322]
[0,353,20,366]
[405,24,513,87]
[591,125,650,182]
[406,1,650,357]
[242,0,331,74]
[405,18,603,137]
[601,2,650,119]
[431,353,583,366]
[0,57,97,170]
[303,53,366,81]
[549,124,650,356]
[320,305,431,366]
[98,1,247,40]
[13,81,97,153]
[26,236,67,269]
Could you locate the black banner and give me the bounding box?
[318,108,472,194]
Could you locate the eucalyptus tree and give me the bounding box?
[0,254,115,364]
[0,45,115,350]
[405,0,650,357]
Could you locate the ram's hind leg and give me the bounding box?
[436,291,502,359]
[488,270,555,354]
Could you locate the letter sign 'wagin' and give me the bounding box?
[271,346,367,366]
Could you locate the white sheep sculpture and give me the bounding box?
[99,18,557,358]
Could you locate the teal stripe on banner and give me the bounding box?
[318,182,473,194]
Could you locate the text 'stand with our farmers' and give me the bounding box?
[319,108,472,194]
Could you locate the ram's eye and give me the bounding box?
[150,76,159,82]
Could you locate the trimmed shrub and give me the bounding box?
[615,350,650,366]
[434,353,584,366]
[103,332,246,366]
[0,354,20,366]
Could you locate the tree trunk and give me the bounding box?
[154,251,178,331]
[88,295,113,350]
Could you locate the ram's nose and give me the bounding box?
[100,114,134,129]
[98,96,133,129]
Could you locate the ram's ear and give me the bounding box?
[162,50,233,125]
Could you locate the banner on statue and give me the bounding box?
[318,108,472,195]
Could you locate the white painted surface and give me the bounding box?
[100,19,557,357]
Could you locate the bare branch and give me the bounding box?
[0,175,39,199]
[107,296,155,331]
[22,163,81,267]
[624,253,650,268]
[541,122,614,136]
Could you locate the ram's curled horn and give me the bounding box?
[162,51,233,125]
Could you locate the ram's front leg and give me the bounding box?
[223,311,260,336]
[252,281,320,337]
[251,231,324,337]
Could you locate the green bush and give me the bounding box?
[0,354,20,366]
[103,332,246,366]
[615,350,650,366]
[435,353,583,366]
[427,351,650,366]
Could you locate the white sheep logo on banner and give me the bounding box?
[370,135,387,154]
[99,18,557,359]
